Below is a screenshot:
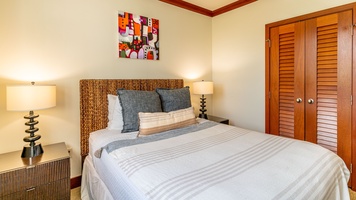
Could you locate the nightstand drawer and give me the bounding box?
[0,178,70,200]
[0,158,70,196]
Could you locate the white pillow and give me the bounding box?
[107,94,124,130]
[138,107,197,136]
[107,94,116,123]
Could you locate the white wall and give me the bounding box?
[212,0,356,132]
[0,0,212,178]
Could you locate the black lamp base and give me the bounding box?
[199,113,208,119]
[198,94,208,119]
[21,110,44,158]
[21,143,44,158]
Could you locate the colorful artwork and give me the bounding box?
[118,11,159,60]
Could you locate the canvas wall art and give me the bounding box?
[118,11,159,60]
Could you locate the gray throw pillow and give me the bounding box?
[118,89,162,133]
[156,87,191,112]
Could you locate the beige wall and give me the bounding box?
[2,0,354,179]
[212,0,356,132]
[0,0,212,177]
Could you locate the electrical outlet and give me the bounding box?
[66,145,72,157]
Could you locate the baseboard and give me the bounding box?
[71,175,82,189]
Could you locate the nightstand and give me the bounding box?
[207,115,229,125]
[0,142,70,199]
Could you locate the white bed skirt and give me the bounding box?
[81,155,114,200]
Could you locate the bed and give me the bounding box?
[80,79,350,200]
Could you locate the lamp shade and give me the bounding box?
[7,84,56,111]
[193,81,213,95]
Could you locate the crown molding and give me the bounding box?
[212,0,257,16]
[159,0,257,17]
[159,0,213,17]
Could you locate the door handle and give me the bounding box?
[308,99,314,104]
[296,98,302,103]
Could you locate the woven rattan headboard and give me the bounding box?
[79,79,184,159]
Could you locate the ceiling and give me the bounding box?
[159,0,257,17]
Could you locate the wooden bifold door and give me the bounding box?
[266,4,355,189]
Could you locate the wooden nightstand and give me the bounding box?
[0,142,70,200]
[207,115,229,125]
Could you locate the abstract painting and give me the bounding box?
[118,11,159,60]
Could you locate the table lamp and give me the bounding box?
[6,82,56,158]
[193,80,213,119]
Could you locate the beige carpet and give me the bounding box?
[351,189,356,200]
[71,187,81,200]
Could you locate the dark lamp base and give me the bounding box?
[199,113,208,119]
[21,143,44,158]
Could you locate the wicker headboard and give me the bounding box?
[79,79,184,159]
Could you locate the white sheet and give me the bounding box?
[83,120,350,200]
[81,155,114,200]
[85,129,145,200]
[88,128,137,160]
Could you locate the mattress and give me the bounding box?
[82,119,350,200]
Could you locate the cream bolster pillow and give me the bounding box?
[138,107,196,136]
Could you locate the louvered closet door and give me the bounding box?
[305,11,352,166]
[269,22,305,140]
[269,11,352,166]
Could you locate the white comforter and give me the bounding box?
[106,122,350,200]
